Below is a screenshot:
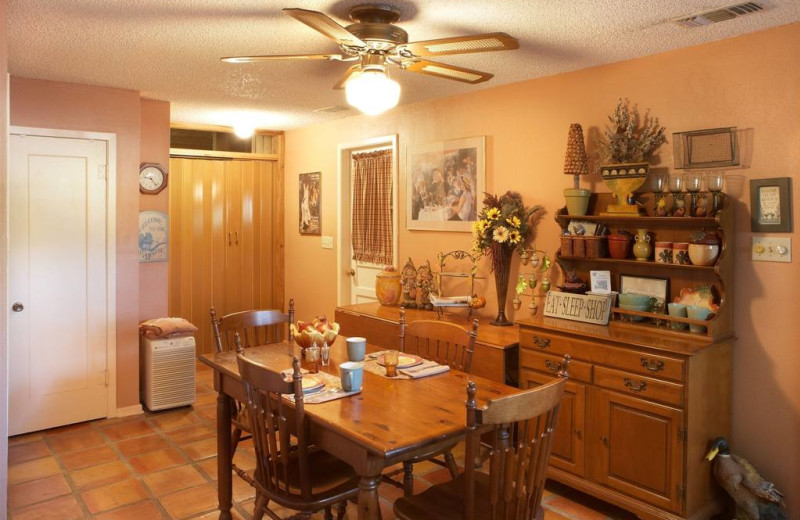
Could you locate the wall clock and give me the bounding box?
[139,162,168,194]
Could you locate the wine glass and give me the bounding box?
[651,172,667,216]
[706,171,725,216]
[684,172,703,216]
[668,173,685,217]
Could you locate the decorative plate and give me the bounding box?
[377,354,423,369]
[674,286,719,314]
[300,376,325,394]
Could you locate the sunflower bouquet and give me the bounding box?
[472,191,542,272]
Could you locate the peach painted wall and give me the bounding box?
[285,24,800,512]
[10,77,142,408]
[139,98,171,321]
[1,0,10,505]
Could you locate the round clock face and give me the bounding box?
[139,164,166,194]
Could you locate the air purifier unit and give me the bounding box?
[140,334,196,411]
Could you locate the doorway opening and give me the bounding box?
[336,135,399,306]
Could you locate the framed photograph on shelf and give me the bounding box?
[299,172,321,235]
[619,274,669,313]
[750,177,792,232]
[406,136,485,232]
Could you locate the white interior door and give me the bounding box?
[9,133,110,435]
[337,137,399,306]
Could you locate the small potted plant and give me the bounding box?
[563,123,591,216]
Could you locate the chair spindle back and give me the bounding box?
[211,298,295,353]
[399,308,478,374]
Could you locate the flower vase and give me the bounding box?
[490,247,514,327]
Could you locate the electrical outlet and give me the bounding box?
[321,236,334,249]
[752,237,791,263]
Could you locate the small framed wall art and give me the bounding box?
[299,172,321,235]
[138,211,168,262]
[750,177,792,232]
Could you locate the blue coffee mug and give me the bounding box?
[346,337,367,361]
[339,361,363,392]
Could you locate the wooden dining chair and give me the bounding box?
[236,349,359,520]
[393,361,568,520]
[210,298,295,352]
[209,300,294,474]
[394,309,479,496]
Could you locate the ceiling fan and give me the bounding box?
[222,5,519,114]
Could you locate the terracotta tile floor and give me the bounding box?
[7,362,638,520]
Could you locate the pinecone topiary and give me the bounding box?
[564,123,589,181]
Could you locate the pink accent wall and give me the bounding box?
[139,99,171,321]
[10,77,143,408]
[285,24,800,511]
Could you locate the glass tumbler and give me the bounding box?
[384,350,399,377]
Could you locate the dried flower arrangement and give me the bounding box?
[598,98,667,164]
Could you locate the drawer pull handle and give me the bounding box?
[533,336,551,349]
[624,378,648,392]
[544,359,562,373]
[600,435,609,447]
[640,358,664,372]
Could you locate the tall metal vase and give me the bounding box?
[490,247,514,327]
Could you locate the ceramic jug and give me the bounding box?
[633,229,651,262]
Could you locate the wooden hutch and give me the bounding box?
[517,193,733,520]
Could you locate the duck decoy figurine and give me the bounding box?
[705,437,788,520]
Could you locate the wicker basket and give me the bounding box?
[584,236,608,258]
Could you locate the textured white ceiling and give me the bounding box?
[9,0,800,130]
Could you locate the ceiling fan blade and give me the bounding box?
[404,59,493,84]
[332,65,361,90]
[398,32,518,57]
[283,8,368,49]
[222,54,345,63]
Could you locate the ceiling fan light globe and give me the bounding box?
[345,70,401,115]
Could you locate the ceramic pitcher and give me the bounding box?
[633,229,651,262]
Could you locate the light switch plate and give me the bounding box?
[321,236,334,249]
[752,237,791,263]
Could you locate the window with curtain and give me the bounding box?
[351,149,393,265]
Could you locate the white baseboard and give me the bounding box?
[115,404,144,418]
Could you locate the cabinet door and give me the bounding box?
[589,388,684,514]
[520,369,585,477]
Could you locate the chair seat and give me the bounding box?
[403,439,458,464]
[255,447,360,509]
[394,473,544,520]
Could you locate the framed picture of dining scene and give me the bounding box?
[299,172,321,235]
[406,136,485,232]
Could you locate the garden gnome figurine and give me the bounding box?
[416,260,434,311]
[401,258,418,309]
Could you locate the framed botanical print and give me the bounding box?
[299,172,321,235]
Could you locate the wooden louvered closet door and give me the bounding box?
[169,157,282,353]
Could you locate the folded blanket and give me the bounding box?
[139,317,198,339]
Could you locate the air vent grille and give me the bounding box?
[673,1,771,28]
[314,105,351,113]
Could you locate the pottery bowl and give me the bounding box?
[687,244,719,266]
[619,303,649,322]
[618,293,651,307]
[607,234,632,260]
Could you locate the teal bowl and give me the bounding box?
[620,303,649,321]
[618,293,651,307]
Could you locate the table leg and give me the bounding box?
[357,475,383,520]
[216,392,233,520]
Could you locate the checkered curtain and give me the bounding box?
[352,149,393,265]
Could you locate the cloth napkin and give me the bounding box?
[399,362,451,379]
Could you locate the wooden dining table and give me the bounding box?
[199,335,520,520]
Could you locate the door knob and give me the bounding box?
[347,269,356,276]
[12,302,24,312]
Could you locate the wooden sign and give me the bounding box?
[544,291,612,325]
